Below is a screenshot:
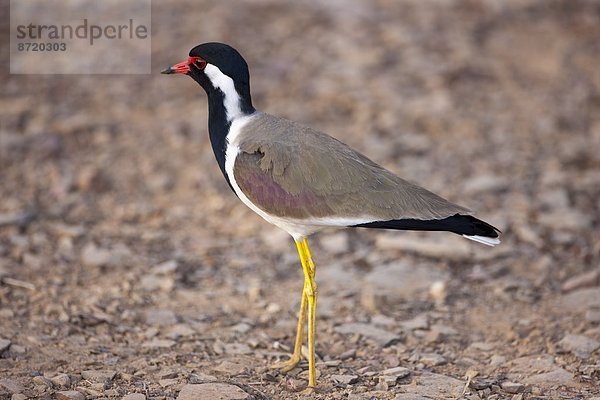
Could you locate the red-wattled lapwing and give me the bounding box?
[162,43,500,389]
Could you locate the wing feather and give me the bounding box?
[233,113,470,222]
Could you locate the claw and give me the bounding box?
[271,355,302,372]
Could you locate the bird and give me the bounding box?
[162,42,500,390]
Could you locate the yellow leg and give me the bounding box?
[271,274,308,372]
[298,238,318,388]
[271,238,318,389]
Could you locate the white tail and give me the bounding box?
[463,234,501,247]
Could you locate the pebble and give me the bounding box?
[522,368,574,387]
[381,366,411,378]
[557,288,600,313]
[50,373,71,387]
[501,381,524,394]
[561,269,600,292]
[400,315,429,331]
[397,372,464,398]
[56,391,85,400]
[509,354,555,372]
[319,232,349,254]
[212,360,247,375]
[469,342,495,352]
[81,243,113,267]
[538,209,590,230]
[331,374,359,384]
[0,338,11,354]
[334,322,401,346]
[11,394,27,400]
[375,236,470,262]
[32,376,52,387]
[145,309,177,326]
[364,262,449,303]
[586,309,600,323]
[558,334,600,359]
[378,374,399,387]
[152,259,178,274]
[419,353,447,366]
[490,354,507,366]
[123,394,146,400]
[223,343,252,355]
[339,348,356,360]
[0,379,25,394]
[166,324,196,340]
[463,174,509,194]
[142,339,176,349]
[159,378,178,387]
[139,274,174,292]
[176,383,250,400]
[81,369,117,383]
[8,344,25,355]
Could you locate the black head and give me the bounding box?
[161,42,253,111]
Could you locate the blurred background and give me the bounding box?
[1,0,599,399]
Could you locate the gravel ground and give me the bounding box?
[1,1,599,399]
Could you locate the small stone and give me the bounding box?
[381,367,410,378]
[319,232,349,254]
[152,260,178,274]
[523,368,574,387]
[464,174,509,194]
[8,344,25,354]
[340,348,356,360]
[56,390,85,400]
[81,369,117,383]
[166,324,195,340]
[0,338,11,354]
[331,374,359,384]
[376,235,470,262]
[50,373,71,387]
[32,376,52,387]
[145,309,177,326]
[400,315,429,331]
[230,322,252,334]
[212,360,247,376]
[561,269,600,292]
[501,381,524,394]
[142,339,176,349]
[176,383,250,400]
[140,274,174,292]
[159,378,178,387]
[223,343,252,355]
[558,334,600,359]
[123,394,146,400]
[396,372,464,398]
[11,394,27,400]
[0,379,25,394]
[379,374,398,387]
[81,243,112,267]
[490,355,506,366]
[586,309,600,323]
[334,322,400,346]
[469,342,495,352]
[420,353,447,366]
[189,372,218,383]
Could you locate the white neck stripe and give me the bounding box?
[204,63,243,122]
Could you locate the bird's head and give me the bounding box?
[161,42,253,114]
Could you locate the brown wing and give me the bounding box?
[233,113,470,222]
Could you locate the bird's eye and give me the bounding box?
[188,57,207,70]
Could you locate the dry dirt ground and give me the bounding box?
[1,1,599,399]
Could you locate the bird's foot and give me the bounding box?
[300,386,315,395]
[271,354,302,373]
